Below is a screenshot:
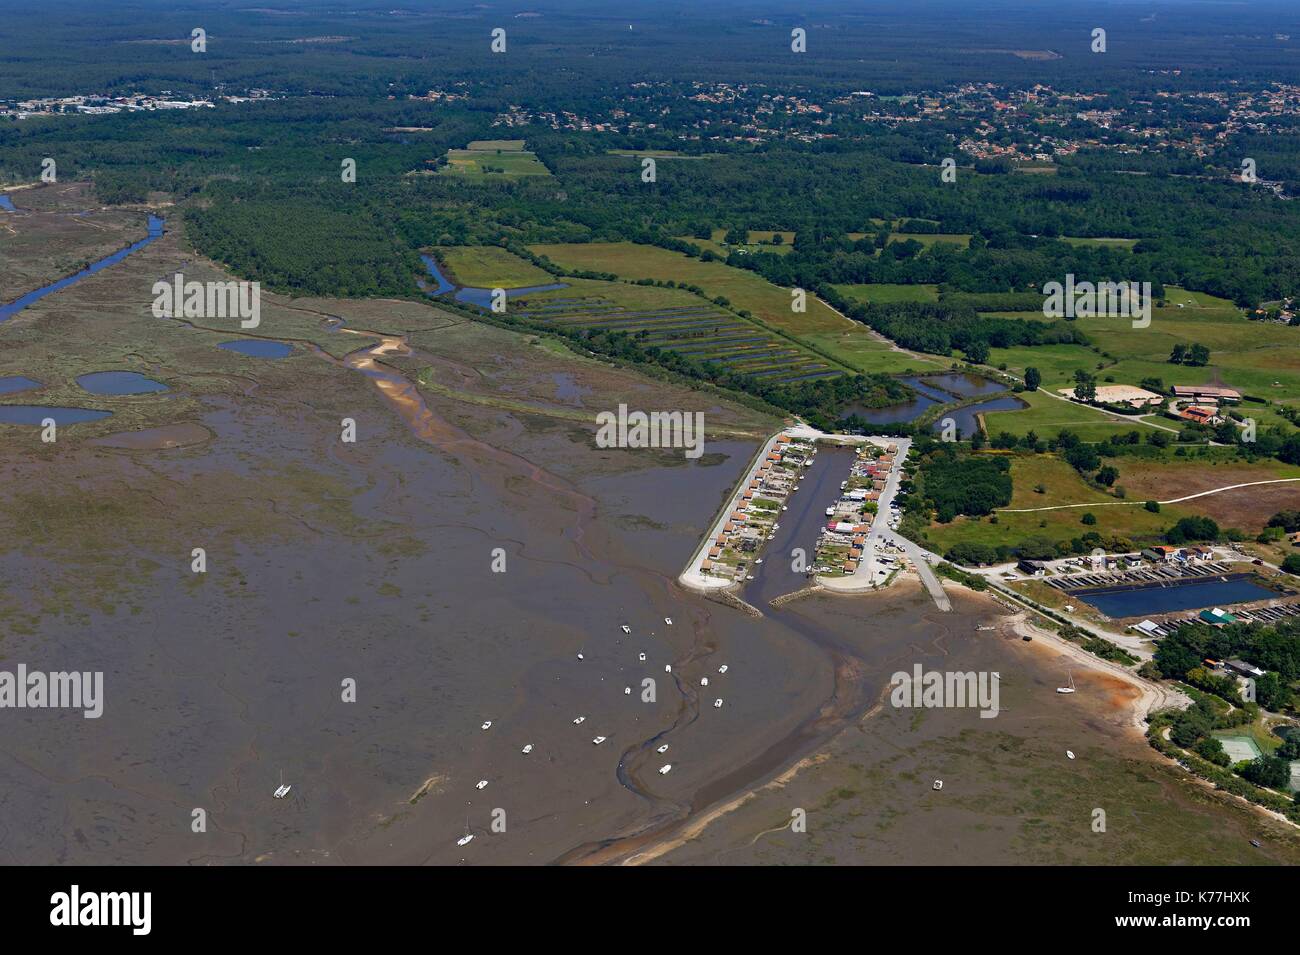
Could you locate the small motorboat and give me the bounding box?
[624,686,631,695]
[718,664,728,674]
[577,652,584,661]
[475,779,489,790]
[701,677,709,686]
[933,779,943,791]
[656,744,669,754]
[658,764,672,775]
[1250,839,1262,848]
[755,558,763,565]
[782,505,788,511]
[621,624,631,634]
[825,507,835,517]
[480,720,492,730]
[273,770,291,800]
[639,652,646,662]
[665,664,672,673]
[573,716,586,725]
[664,617,673,626]
[1066,750,1076,760]
[713,698,723,708]
[592,736,607,745]
[521,743,533,754]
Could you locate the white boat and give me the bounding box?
[701,677,709,686]
[658,764,672,775]
[475,779,488,790]
[522,743,533,754]
[638,652,647,661]
[273,770,291,799]
[457,819,474,847]
[718,664,728,674]
[933,779,943,791]
[841,481,848,490]
[656,744,669,754]
[713,698,723,708]
[664,617,673,626]
[772,523,779,530]
[573,716,585,724]
[665,664,672,673]
[480,720,492,730]
[755,558,763,564]
[577,652,584,660]
[745,575,754,580]
[825,507,835,517]
[1056,669,1076,695]
[620,624,631,634]
[592,736,607,745]
[624,686,631,695]
[782,506,788,511]
[1066,750,1076,760]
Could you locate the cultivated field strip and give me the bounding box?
[514,294,842,384]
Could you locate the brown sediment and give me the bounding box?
[87,421,213,450]
[303,321,606,562]
[1006,612,1184,733]
[555,583,936,866]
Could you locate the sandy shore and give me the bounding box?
[1006,612,1188,732]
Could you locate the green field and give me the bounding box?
[529,240,846,333]
[988,287,1300,418]
[677,229,795,258]
[511,278,845,384]
[888,232,971,249]
[528,241,951,374]
[1060,236,1138,249]
[800,329,947,375]
[434,246,554,288]
[833,283,940,304]
[982,389,1169,441]
[917,453,1190,557]
[440,141,551,178]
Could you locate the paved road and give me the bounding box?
[879,530,952,612]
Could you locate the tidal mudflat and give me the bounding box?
[1,184,1294,866]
